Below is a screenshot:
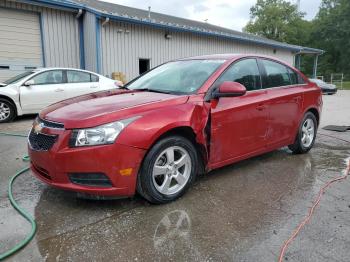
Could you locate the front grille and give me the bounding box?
[38,117,64,129]
[29,129,57,151]
[69,173,113,187]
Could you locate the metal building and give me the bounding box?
[0,0,323,82]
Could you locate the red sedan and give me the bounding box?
[28,54,322,204]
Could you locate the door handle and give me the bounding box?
[54,88,64,92]
[256,104,266,111]
[90,85,98,88]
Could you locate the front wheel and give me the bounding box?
[288,112,317,154]
[0,99,16,123]
[137,135,198,204]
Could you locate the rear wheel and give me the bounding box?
[0,99,16,123]
[288,112,317,154]
[137,135,198,204]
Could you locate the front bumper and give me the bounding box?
[28,128,146,197]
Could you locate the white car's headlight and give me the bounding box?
[70,116,140,147]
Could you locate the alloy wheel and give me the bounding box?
[301,118,315,148]
[0,102,11,121]
[152,146,192,195]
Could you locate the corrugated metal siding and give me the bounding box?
[0,0,80,69]
[83,11,97,72]
[101,21,294,81]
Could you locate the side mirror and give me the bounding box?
[215,81,247,98]
[24,80,34,87]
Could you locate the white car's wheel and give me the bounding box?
[0,99,16,123]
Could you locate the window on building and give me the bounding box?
[67,70,91,83]
[261,59,291,88]
[139,59,150,75]
[215,58,261,91]
[31,70,63,85]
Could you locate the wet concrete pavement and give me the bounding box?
[1,91,350,261]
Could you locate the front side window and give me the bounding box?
[215,59,261,91]
[127,59,226,94]
[31,70,63,85]
[261,60,291,88]
[67,71,91,83]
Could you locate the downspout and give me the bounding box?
[95,16,101,74]
[76,9,85,69]
[102,17,110,27]
[313,55,319,78]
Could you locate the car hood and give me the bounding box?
[40,89,189,129]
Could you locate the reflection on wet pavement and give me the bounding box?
[1,139,344,261]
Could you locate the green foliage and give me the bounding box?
[311,0,350,80]
[244,0,350,80]
[244,0,307,44]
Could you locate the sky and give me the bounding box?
[102,0,322,31]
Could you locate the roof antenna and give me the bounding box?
[148,6,151,21]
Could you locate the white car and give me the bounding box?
[0,68,122,123]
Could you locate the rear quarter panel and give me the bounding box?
[300,81,323,125]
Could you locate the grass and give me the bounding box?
[335,81,350,90]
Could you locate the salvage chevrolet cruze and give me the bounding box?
[28,54,322,204]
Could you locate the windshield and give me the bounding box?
[127,59,226,94]
[3,71,34,85]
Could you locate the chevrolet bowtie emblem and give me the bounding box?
[33,122,44,134]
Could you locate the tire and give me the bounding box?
[137,135,198,204]
[0,99,16,123]
[288,112,317,154]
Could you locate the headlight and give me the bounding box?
[70,116,140,147]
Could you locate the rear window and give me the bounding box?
[288,68,299,85]
[67,71,91,83]
[261,60,291,88]
[91,74,99,82]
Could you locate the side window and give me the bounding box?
[67,70,91,83]
[91,74,99,82]
[216,59,261,91]
[31,70,63,85]
[261,60,291,88]
[288,68,298,85]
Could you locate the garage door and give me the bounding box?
[0,8,42,82]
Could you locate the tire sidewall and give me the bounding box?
[139,136,198,203]
[0,99,16,123]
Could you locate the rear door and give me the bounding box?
[258,59,304,147]
[65,70,100,99]
[209,58,269,165]
[20,70,65,113]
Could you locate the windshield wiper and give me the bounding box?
[134,88,174,94]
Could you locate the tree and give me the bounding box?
[244,0,308,45]
[311,0,350,79]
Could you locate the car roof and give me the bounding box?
[33,67,101,75]
[178,53,286,62]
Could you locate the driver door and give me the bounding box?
[209,58,269,166]
[20,70,66,113]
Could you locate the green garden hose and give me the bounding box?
[0,132,36,261]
